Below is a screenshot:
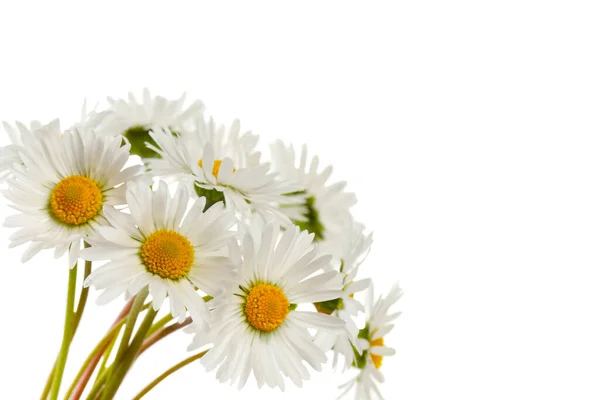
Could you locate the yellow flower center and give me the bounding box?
[198,159,235,178]
[370,337,385,369]
[49,176,103,225]
[245,283,290,332]
[141,230,195,280]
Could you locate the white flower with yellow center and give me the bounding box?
[338,284,403,400]
[148,117,301,224]
[314,219,373,369]
[0,119,61,182]
[94,89,204,159]
[270,140,357,241]
[189,221,346,390]
[2,127,144,267]
[1,102,110,182]
[82,181,237,325]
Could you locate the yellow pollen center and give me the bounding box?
[141,230,195,280]
[49,176,103,225]
[245,283,290,332]
[198,159,236,178]
[370,337,385,369]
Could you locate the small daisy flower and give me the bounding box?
[0,119,61,182]
[1,101,109,182]
[94,89,204,158]
[338,284,403,400]
[149,117,301,223]
[270,140,357,241]
[314,219,373,369]
[82,181,237,325]
[190,220,346,390]
[2,127,144,267]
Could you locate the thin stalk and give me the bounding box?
[73,243,93,327]
[100,306,159,400]
[146,314,173,337]
[63,320,125,399]
[75,314,185,399]
[40,360,57,400]
[144,295,210,338]
[42,244,92,400]
[96,329,118,377]
[138,317,192,356]
[132,351,208,400]
[95,302,151,385]
[85,370,108,400]
[106,287,149,380]
[49,264,78,400]
[68,297,141,400]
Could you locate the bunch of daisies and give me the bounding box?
[0,90,402,400]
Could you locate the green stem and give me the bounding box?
[40,360,57,400]
[97,329,118,377]
[146,313,173,337]
[42,244,92,400]
[49,263,78,400]
[110,287,149,374]
[95,302,151,385]
[132,351,208,400]
[138,317,192,356]
[63,320,126,399]
[69,301,151,400]
[101,306,159,400]
[73,243,92,327]
[85,370,108,400]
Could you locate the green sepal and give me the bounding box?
[194,185,226,211]
[314,297,343,314]
[123,125,161,159]
[293,195,325,241]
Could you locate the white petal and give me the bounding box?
[370,346,396,357]
[289,311,346,332]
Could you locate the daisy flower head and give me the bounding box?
[2,126,144,267]
[0,119,61,182]
[339,284,403,400]
[270,140,357,241]
[94,89,204,159]
[314,218,373,369]
[148,116,301,224]
[190,219,347,390]
[82,181,237,326]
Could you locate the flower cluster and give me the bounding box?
[0,89,402,400]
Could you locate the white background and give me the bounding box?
[1,1,600,399]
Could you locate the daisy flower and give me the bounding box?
[1,101,108,182]
[0,119,61,182]
[314,219,374,369]
[338,284,403,399]
[270,140,357,241]
[82,181,237,325]
[148,116,301,223]
[2,127,144,267]
[189,220,346,390]
[94,88,204,158]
